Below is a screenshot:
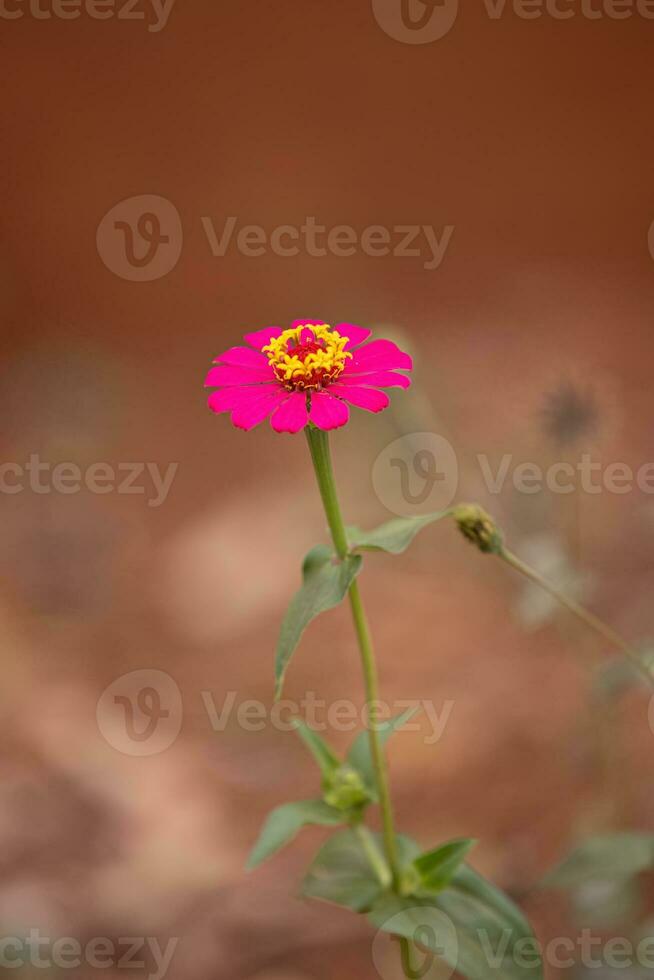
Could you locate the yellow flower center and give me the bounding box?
[263,323,351,391]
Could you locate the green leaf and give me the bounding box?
[569,875,643,928]
[347,513,450,556]
[274,545,362,699]
[346,707,420,797]
[370,864,543,980]
[414,838,478,891]
[247,799,344,870]
[302,829,420,913]
[594,650,654,699]
[542,833,654,888]
[292,720,341,777]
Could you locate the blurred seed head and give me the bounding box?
[540,380,600,449]
[453,503,504,555]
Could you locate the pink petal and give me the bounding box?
[337,369,412,390]
[213,346,269,369]
[348,339,413,373]
[231,387,288,431]
[205,364,273,387]
[208,387,258,414]
[334,323,372,350]
[309,391,350,431]
[270,391,309,433]
[245,326,283,350]
[328,384,390,413]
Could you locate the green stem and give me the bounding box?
[348,578,401,887]
[500,547,653,688]
[399,937,427,980]
[353,823,392,889]
[305,425,350,558]
[305,425,401,889]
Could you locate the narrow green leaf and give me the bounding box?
[302,829,420,913]
[346,706,420,796]
[450,864,532,939]
[348,512,450,556]
[542,833,654,888]
[292,720,340,777]
[594,650,654,698]
[247,799,343,870]
[370,864,543,980]
[570,875,643,928]
[414,838,478,891]
[274,545,362,699]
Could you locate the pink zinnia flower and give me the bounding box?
[205,320,412,433]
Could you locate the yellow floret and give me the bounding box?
[263,323,352,389]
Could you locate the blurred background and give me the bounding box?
[2,1,654,977]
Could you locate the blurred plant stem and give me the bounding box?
[352,823,392,888]
[305,425,401,890]
[500,547,652,688]
[399,936,422,979]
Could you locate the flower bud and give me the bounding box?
[399,863,421,897]
[322,765,371,812]
[453,504,503,555]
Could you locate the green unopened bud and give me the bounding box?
[322,765,371,812]
[399,863,421,897]
[453,504,503,555]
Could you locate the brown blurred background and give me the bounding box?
[2,1,654,977]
